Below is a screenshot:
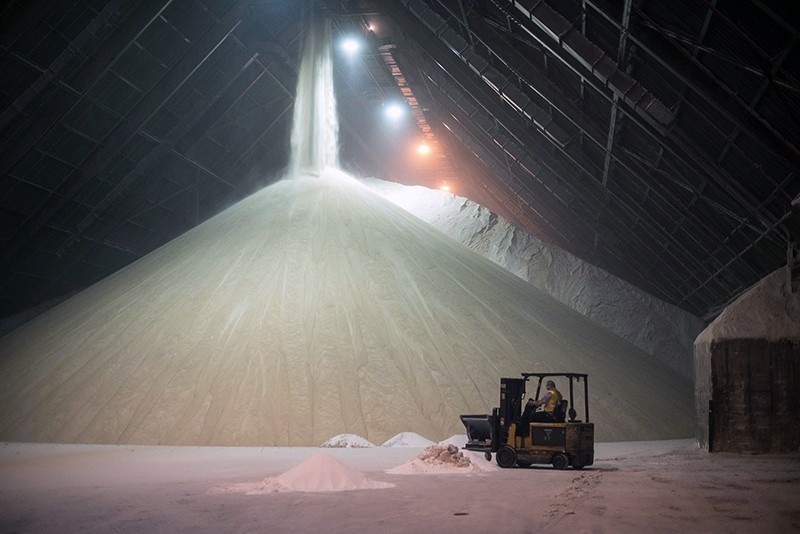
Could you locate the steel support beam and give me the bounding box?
[388,1,701,304]
[581,1,789,245]
[465,3,759,264]
[0,2,246,269]
[716,42,795,169]
[635,20,800,93]
[509,0,674,131]
[415,58,552,239]
[601,96,619,188]
[58,53,267,256]
[391,0,799,313]
[0,0,133,133]
[37,61,290,303]
[682,193,797,315]
[600,0,632,189]
[0,1,177,189]
[410,0,729,284]
[586,0,800,162]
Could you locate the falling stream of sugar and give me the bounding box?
[289,17,339,177]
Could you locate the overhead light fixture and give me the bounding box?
[384,103,406,120]
[340,37,361,55]
[416,143,431,155]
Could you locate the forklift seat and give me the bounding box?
[555,399,568,423]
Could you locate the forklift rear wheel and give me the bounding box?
[484,451,492,462]
[551,453,569,470]
[496,445,517,468]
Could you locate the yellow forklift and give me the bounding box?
[461,373,594,469]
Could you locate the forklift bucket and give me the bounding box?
[460,414,492,449]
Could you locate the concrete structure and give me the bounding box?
[695,267,800,452]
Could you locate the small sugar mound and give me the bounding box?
[321,433,376,448]
[212,453,394,494]
[418,444,471,467]
[272,453,393,492]
[438,434,467,447]
[381,432,436,448]
[386,444,482,474]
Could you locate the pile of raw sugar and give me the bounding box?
[212,453,394,494]
[387,444,486,474]
[321,434,376,448]
[381,432,436,447]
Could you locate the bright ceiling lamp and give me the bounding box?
[340,37,361,55]
[384,103,406,120]
[416,143,431,155]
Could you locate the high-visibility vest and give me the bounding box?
[544,388,561,413]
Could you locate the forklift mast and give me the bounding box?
[499,377,526,427]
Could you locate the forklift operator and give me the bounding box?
[527,380,562,422]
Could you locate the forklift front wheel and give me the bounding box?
[551,453,569,470]
[496,445,517,468]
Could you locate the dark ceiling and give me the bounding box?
[1,0,798,327]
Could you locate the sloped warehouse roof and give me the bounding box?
[1,0,799,325]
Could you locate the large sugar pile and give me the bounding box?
[0,172,694,446]
[0,12,693,448]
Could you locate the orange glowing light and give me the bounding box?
[439,183,451,192]
[417,144,431,155]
